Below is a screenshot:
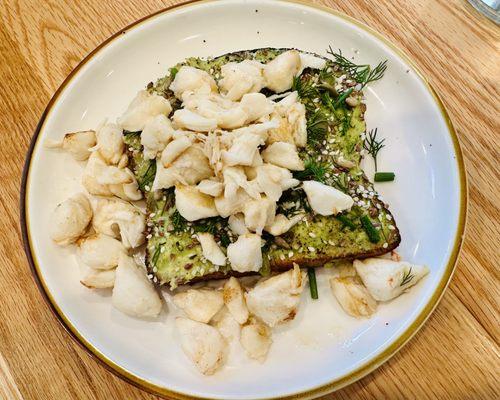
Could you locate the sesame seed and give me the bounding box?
[279,254,286,261]
[144,185,150,191]
[298,248,304,253]
[308,246,316,252]
[160,247,165,253]
[128,147,133,152]
[386,214,393,221]
[153,267,158,272]
[146,234,152,239]
[388,225,396,230]
[325,173,330,178]
[288,251,294,258]
[308,232,316,238]
[147,274,153,279]
[153,277,158,283]
[149,213,156,218]
[383,242,388,248]
[328,240,335,245]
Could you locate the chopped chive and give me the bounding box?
[307,267,318,299]
[374,172,395,182]
[336,214,356,230]
[334,87,354,108]
[360,215,380,243]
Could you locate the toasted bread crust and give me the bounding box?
[172,225,401,285]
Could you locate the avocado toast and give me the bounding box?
[123,48,401,288]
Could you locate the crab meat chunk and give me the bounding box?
[353,258,429,301]
[223,277,249,324]
[330,276,378,318]
[176,317,225,375]
[112,254,162,318]
[50,193,92,246]
[245,264,306,327]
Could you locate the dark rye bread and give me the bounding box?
[124,48,401,288]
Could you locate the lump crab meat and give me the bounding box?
[245,264,307,327]
[173,288,224,323]
[112,254,162,318]
[176,317,225,375]
[50,193,92,246]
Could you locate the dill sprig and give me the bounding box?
[363,128,385,171]
[306,110,329,145]
[331,172,349,193]
[400,268,415,286]
[327,46,388,88]
[171,210,187,232]
[294,159,327,183]
[193,217,219,235]
[292,75,318,99]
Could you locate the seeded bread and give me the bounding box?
[124,48,401,288]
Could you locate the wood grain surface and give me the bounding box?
[0,0,499,399]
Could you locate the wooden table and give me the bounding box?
[1,0,498,399]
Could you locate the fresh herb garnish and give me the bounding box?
[334,87,354,108]
[219,232,231,248]
[331,172,349,193]
[171,210,187,232]
[327,47,388,88]
[292,75,318,99]
[340,110,352,136]
[306,109,329,145]
[294,159,327,182]
[336,214,356,230]
[400,267,415,286]
[363,128,385,171]
[150,246,161,267]
[123,130,141,138]
[374,172,395,182]
[307,267,319,299]
[360,215,380,243]
[170,67,179,79]
[193,218,219,235]
[138,160,156,191]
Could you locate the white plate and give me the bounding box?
[21,1,466,398]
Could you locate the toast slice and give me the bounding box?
[124,48,401,288]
